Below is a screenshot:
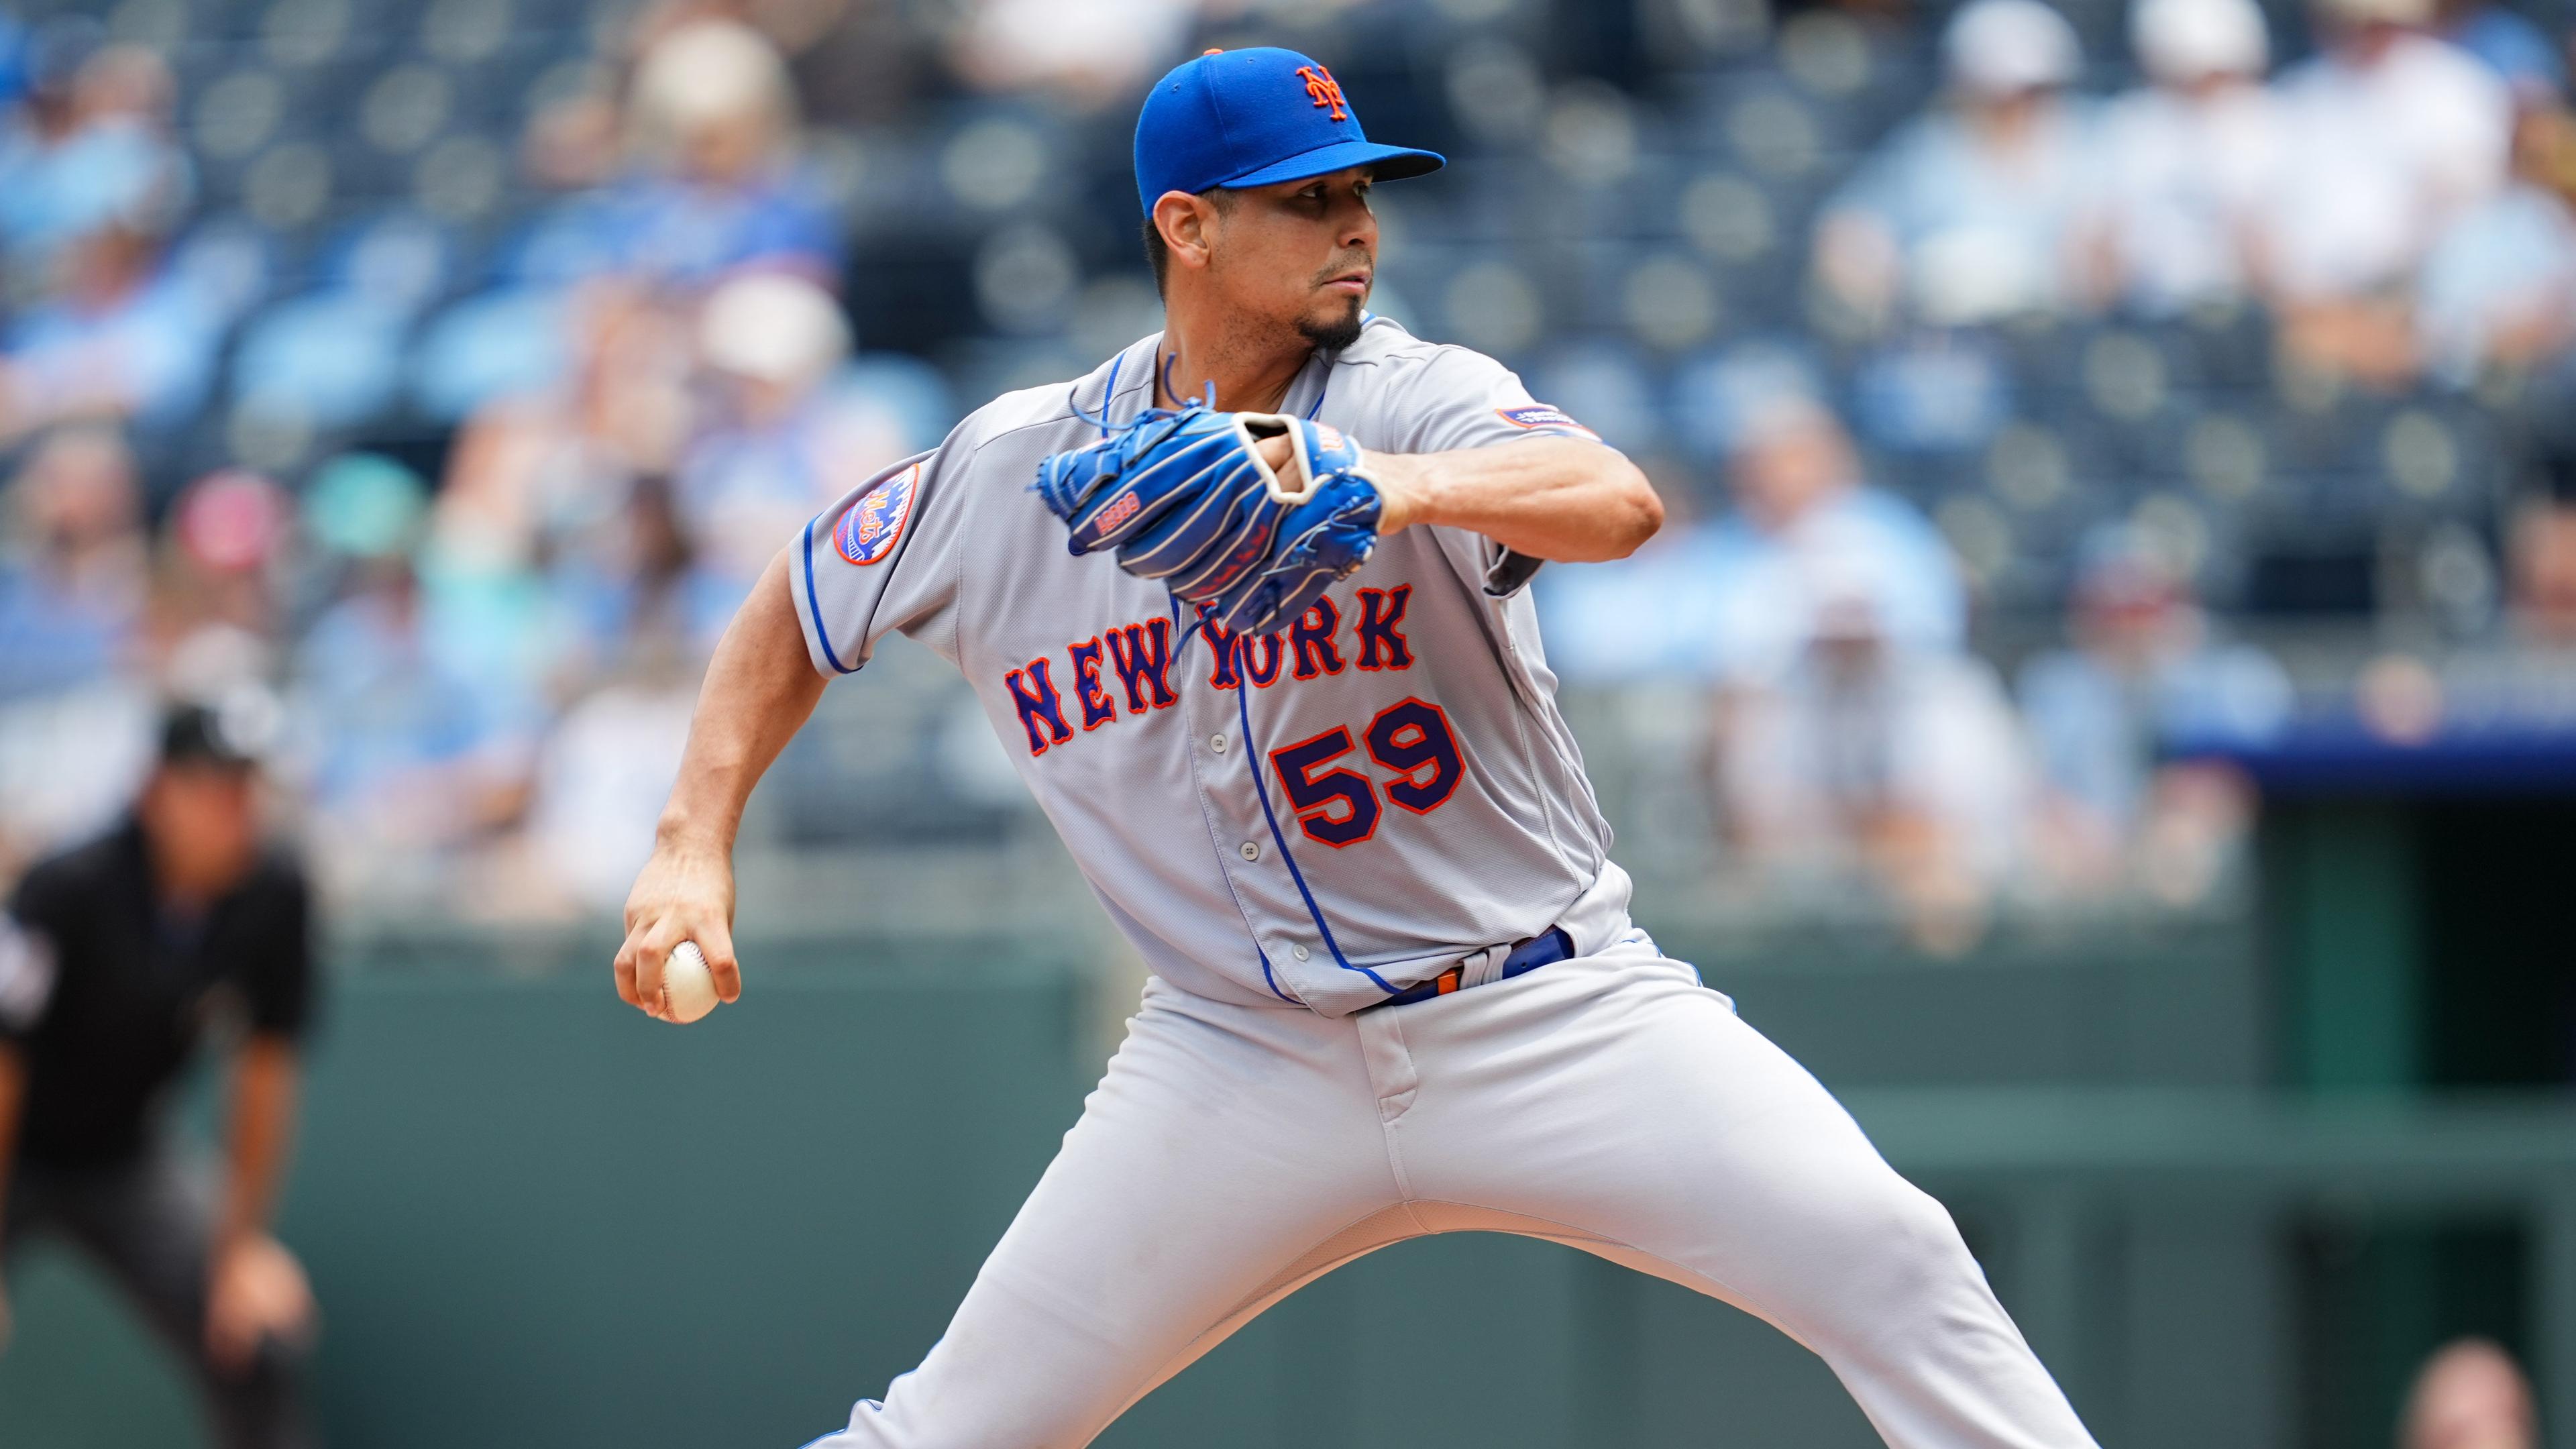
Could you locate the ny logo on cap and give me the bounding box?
[1296,64,1347,122]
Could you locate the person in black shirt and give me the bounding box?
[0,702,318,1449]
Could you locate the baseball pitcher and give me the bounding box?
[615,46,2101,1449]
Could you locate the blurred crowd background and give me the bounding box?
[3,0,2576,941]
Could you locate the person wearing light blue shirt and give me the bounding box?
[1544,396,1965,684]
[1815,0,2099,327]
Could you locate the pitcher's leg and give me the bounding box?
[1391,947,2098,1449]
[805,983,1409,1449]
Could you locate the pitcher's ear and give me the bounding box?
[1154,191,1218,278]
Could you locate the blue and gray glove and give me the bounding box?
[1034,401,1383,638]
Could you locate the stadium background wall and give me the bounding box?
[8,906,2565,1449]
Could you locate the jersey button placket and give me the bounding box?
[1239,841,1260,861]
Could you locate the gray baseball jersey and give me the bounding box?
[788,315,1633,1017]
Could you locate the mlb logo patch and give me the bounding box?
[1497,405,1601,441]
[835,465,920,566]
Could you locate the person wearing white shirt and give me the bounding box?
[2416,103,2576,384]
[2082,0,2288,315]
[2257,0,2512,381]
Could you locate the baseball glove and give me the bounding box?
[1033,402,1383,639]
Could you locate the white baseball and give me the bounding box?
[655,941,720,1024]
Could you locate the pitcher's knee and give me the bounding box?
[1798,1174,1988,1348]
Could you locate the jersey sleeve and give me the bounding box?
[1373,344,1609,598]
[240,863,316,1040]
[1377,344,1606,457]
[788,446,957,675]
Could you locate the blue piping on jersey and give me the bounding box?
[1303,360,1330,419]
[1231,632,1395,996]
[1081,336,1354,995]
[1256,950,1293,1003]
[800,515,859,674]
[1229,366,1346,983]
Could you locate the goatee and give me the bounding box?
[1299,305,1364,354]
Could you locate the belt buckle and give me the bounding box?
[1376,928,1562,1012]
[1458,941,1511,990]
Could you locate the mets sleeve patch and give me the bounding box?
[1496,405,1603,441]
[834,464,921,566]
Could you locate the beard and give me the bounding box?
[1297,293,1366,353]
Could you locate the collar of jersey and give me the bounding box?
[1089,319,1367,439]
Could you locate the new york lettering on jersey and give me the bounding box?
[998,587,1416,754]
[790,316,1628,1018]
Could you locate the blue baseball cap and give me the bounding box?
[1134,47,1445,215]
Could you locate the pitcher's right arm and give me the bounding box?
[614,545,826,1017]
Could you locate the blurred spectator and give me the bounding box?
[1705,395,1968,682]
[513,621,700,916]
[154,470,295,704]
[2017,524,2290,900]
[2396,480,2576,729]
[407,90,631,425]
[437,286,698,585]
[2400,1338,2537,1449]
[2080,0,2284,316]
[1714,568,2037,951]
[0,427,145,699]
[2508,492,2576,646]
[0,701,319,1448]
[759,0,936,129]
[0,42,191,288]
[2416,103,2576,384]
[947,0,1193,110]
[675,271,914,598]
[1532,483,1720,683]
[288,458,533,909]
[2258,0,2511,385]
[0,207,220,442]
[1815,0,2095,328]
[0,429,155,876]
[606,19,841,286]
[1542,392,1965,682]
[547,476,735,689]
[416,460,558,737]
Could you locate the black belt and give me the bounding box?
[1369,927,1572,1010]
